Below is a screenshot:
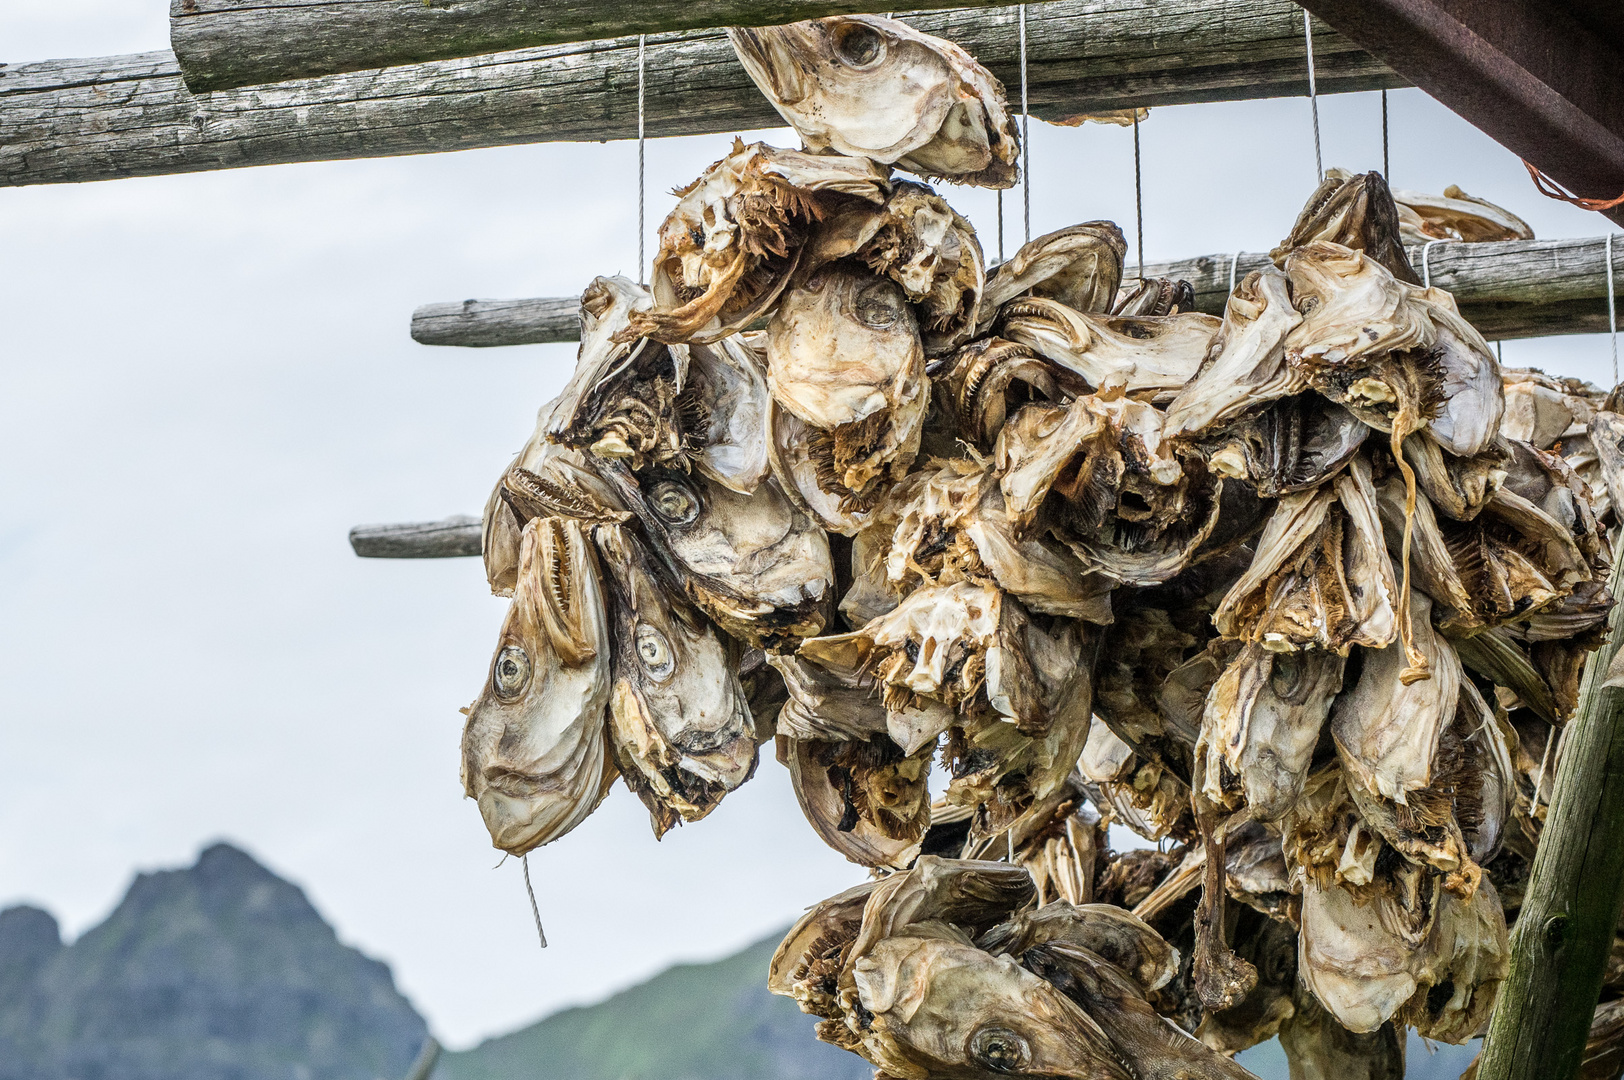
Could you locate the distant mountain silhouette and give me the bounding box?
[0,842,426,1080]
[434,935,869,1080]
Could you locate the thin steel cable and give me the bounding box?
[637,34,647,284]
[1421,238,1445,289]
[1303,9,1322,182]
[1019,4,1031,243]
[1381,89,1390,181]
[1133,113,1144,278]
[522,854,548,948]
[1608,232,1618,385]
[1228,251,1242,296]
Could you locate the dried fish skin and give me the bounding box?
[1110,276,1197,318]
[1373,473,1479,634]
[460,517,615,856]
[1331,592,1462,804]
[939,337,1092,448]
[1401,429,1506,522]
[1214,455,1398,653]
[729,17,1020,187]
[767,261,929,496]
[596,523,757,837]
[1393,183,1534,244]
[628,140,891,344]
[769,403,875,535]
[1272,168,1420,284]
[1282,242,1436,370]
[543,276,658,443]
[1298,876,1426,1033]
[1092,606,1201,744]
[768,652,890,742]
[786,733,932,870]
[604,464,833,649]
[999,296,1221,400]
[849,935,1133,1080]
[980,904,1180,995]
[1163,265,1306,439]
[1501,367,1597,449]
[685,335,774,494]
[1411,287,1504,458]
[1398,878,1509,1043]
[978,222,1127,324]
[1202,394,1370,498]
[1199,643,1346,822]
[770,878,881,1016]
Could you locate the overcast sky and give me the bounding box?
[3,0,1621,1051]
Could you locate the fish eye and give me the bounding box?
[833,23,886,69]
[968,1027,1031,1074]
[492,645,532,701]
[635,625,676,681]
[1269,652,1309,703]
[649,479,700,525]
[855,284,902,329]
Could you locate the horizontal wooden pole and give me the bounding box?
[411,298,582,347]
[169,0,1070,94]
[350,516,481,557]
[2,1,1404,188]
[411,236,1624,348]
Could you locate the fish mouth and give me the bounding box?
[531,518,600,666]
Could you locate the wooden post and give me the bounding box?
[350,517,481,558]
[411,298,581,348]
[167,0,1069,93]
[1476,535,1624,1080]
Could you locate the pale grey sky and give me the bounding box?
[2,0,1619,1050]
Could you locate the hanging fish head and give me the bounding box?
[768,260,928,497]
[460,517,615,855]
[728,17,1019,187]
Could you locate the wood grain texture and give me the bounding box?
[3,1,1404,187]
[167,0,1068,92]
[350,516,482,557]
[411,297,582,347]
[410,236,1624,347]
[1477,535,1624,1080]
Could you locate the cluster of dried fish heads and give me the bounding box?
[449,13,1621,1079]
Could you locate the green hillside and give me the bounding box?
[434,935,868,1080]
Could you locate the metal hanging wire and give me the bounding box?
[997,191,1005,264]
[1133,113,1145,279]
[1019,4,1031,244]
[1302,9,1323,182]
[523,854,548,948]
[637,34,648,284]
[1381,89,1390,181]
[1608,232,1618,385]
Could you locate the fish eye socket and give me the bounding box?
[833,23,885,69]
[968,1027,1031,1074]
[635,625,676,680]
[855,286,902,329]
[649,480,700,524]
[492,645,532,700]
[1269,652,1308,703]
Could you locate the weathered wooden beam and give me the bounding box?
[169,0,1069,94]
[411,298,582,347]
[1299,0,1624,229]
[350,516,481,557]
[2,1,1405,188]
[409,236,1624,348]
[1477,536,1624,1080]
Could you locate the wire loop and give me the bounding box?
[1523,160,1624,212]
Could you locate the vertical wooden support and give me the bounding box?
[1477,542,1624,1080]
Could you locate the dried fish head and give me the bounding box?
[940,337,1093,448]
[770,878,881,1015]
[1110,276,1197,317]
[1398,877,1508,1043]
[786,733,932,870]
[979,903,1180,995]
[1271,168,1419,283]
[1330,592,1462,804]
[460,517,615,855]
[1297,876,1427,1033]
[1393,183,1534,244]
[543,276,657,442]
[1199,643,1346,821]
[767,260,928,496]
[628,140,891,343]
[483,441,630,596]
[685,335,774,493]
[1501,368,1596,450]
[595,523,756,837]
[1201,393,1370,497]
[999,296,1221,399]
[850,935,1133,1080]
[1163,265,1306,439]
[979,222,1127,324]
[1214,454,1398,653]
[1283,241,1435,371]
[1410,286,1504,458]
[605,464,833,649]
[729,17,1019,187]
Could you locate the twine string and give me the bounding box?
[1421,238,1445,289]
[1228,251,1242,297]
